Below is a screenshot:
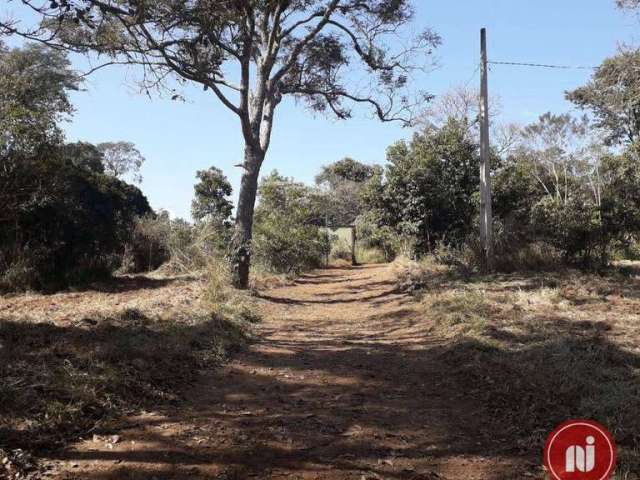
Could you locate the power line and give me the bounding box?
[488,60,597,70]
[462,62,481,89]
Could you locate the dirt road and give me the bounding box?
[50,264,535,479]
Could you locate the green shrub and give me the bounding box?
[121,214,231,274]
[355,211,402,262]
[361,120,483,255]
[531,196,605,265]
[0,152,151,291]
[253,172,330,275]
[254,218,330,274]
[330,238,353,262]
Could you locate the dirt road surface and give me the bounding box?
[49,264,537,479]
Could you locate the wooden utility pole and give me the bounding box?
[479,28,494,271]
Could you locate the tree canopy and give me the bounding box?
[567,49,640,145]
[191,167,234,225]
[366,119,482,253]
[3,1,439,130]
[2,0,440,287]
[316,158,379,226]
[62,141,106,173]
[316,157,378,187]
[0,42,80,156]
[97,141,146,183]
[0,43,153,291]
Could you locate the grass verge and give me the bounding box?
[0,260,257,479]
[396,257,640,478]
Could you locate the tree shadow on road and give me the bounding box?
[43,265,640,479]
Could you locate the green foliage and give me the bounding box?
[355,210,401,262]
[493,157,542,226]
[0,150,152,291]
[97,141,146,183]
[0,43,80,156]
[316,157,378,187]
[600,151,640,236]
[491,113,640,266]
[372,119,482,255]
[567,48,640,145]
[530,196,603,262]
[191,166,234,226]
[123,212,231,274]
[354,110,640,270]
[62,141,105,173]
[316,158,382,226]
[0,43,155,290]
[253,171,330,274]
[123,165,236,275]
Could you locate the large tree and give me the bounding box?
[191,166,234,225]
[315,157,379,226]
[97,141,146,183]
[375,118,481,253]
[2,0,439,288]
[0,42,79,156]
[567,49,640,146]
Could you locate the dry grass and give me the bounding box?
[396,257,640,477]
[0,265,256,478]
[355,246,388,264]
[249,269,296,291]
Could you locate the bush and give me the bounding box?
[363,120,484,255]
[330,238,353,262]
[531,196,604,265]
[489,117,640,269]
[0,152,152,291]
[355,211,401,261]
[121,213,231,274]
[122,214,171,273]
[253,172,330,275]
[254,218,330,274]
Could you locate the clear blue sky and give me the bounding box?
[8,1,640,219]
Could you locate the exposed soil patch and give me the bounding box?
[43,264,539,479]
[0,273,251,480]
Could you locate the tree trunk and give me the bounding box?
[230,143,264,289]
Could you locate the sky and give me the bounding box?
[5,1,640,219]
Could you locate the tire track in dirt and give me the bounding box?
[50,264,534,479]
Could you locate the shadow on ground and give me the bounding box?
[14,264,640,479]
[0,310,247,454]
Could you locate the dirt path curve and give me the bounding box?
[52,264,534,480]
